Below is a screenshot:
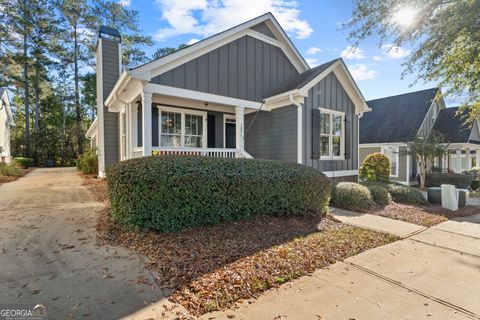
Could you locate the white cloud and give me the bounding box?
[348,64,377,81]
[119,0,131,6]
[341,45,365,60]
[154,0,313,41]
[186,38,200,45]
[373,55,382,61]
[381,44,411,58]
[305,57,319,67]
[306,47,322,55]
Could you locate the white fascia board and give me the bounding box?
[130,13,308,81]
[105,71,131,107]
[145,83,263,110]
[333,62,371,114]
[323,170,359,178]
[86,118,98,138]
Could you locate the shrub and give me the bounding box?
[330,182,375,212]
[424,173,473,189]
[359,153,391,182]
[471,180,480,191]
[0,163,20,176]
[13,157,32,169]
[386,183,427,205]
[106,156,331,232]
[367,184,392,205]
[77,150,98,174]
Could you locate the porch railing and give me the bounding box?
[130,147,253,159]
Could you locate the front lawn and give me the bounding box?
[83,174,397,315]
[367,203,479,227]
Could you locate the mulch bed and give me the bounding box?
[367,203,480,227]
[0,168,33,185]
[80,173,109,204]
[82,174,397,315]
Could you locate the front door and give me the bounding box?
[207,114,216,148]
[225,120,236,149]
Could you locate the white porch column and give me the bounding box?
[455,149,462,173]
[157,105,162,149]
[297,104,303,164]
[235,106,245,154]
[142,91,153,156]
[466,148,471,171]
[476,149,480,168]
[130,103,137,151]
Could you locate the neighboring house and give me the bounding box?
[359,88,480,185]
[0,88,15,164]
[87,13,370,179]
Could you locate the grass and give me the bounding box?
[0,163,31,185]
[83,174,397,315]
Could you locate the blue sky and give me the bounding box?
[122,0,439,102]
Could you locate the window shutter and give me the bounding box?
[344,116,350,159]
[311,108,320,159]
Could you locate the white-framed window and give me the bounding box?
[158,106,207,148]
[319,108,345,160]
[381,146,399,177]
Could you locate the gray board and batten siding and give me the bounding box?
[100,38,120,165]
[151,35,299,102]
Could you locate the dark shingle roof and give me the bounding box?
[360,88,439,144]
[268,58,340,97]
[431,107,471,143]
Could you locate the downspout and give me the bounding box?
[290,94,303,164]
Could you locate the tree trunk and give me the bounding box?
[74,26,83,156]
[419,156,427,189]
[23,25,30,158]
[34,54,40,166]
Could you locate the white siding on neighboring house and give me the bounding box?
[0,90,14,163]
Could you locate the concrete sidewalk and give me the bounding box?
[204,214,480,320]
[330,207,426,238]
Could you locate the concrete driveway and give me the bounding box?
[0,168,169,319]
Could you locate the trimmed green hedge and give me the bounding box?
[471,180,480,191]
[13,157,32,169]
[424,173,473,189]
[359,152,391,182]
[330,182,375,212]
[386,183,426,205]
[367,184,392,205]
[106,156,331,232]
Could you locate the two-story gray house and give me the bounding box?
[87,13,370,180]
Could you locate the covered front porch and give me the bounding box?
[108,81,263,161]
[440,143,480,173]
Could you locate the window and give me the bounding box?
[159,106,206,148]
[381,146,399,177]
[319,109,345,159]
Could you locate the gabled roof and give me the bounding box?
[130,12,309,80]
[268,59,341,97]
[360,88,439,144]
[0,88,15,126]
[431,107,472,143]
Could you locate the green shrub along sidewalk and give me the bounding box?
[106,155,331,232]
[424,172,472,189]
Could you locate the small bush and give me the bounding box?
[78,150,98,174]
[0,163,20,176]
[359,153,391,182]
[106,156,331,232]
[424,173,473,189]
[13,157,32,169]
[367,184,392,205]
[386,183,426,205]
[471,180,480,191]
[330,182,375,212]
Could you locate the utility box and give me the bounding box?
[441,184,458,211]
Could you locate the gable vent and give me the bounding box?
[250,22,277,40]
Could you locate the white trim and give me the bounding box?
[235,106,245,153]
[130,13,308,80]
[289,94,303,164]
[223,114,236,148]
[381,145,399,178]
[360,142,408,148]
[157,105,208,149]
[323,170,358,178]
[319,108,345,161]
[145,83,263,110]
[119,107,127,160]
[86,118,98,138]
[406,154,411,184]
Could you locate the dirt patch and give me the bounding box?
[368,203,480,227]
[80,173,109,204]
[96,207,397,315]
[0,168,33,185]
